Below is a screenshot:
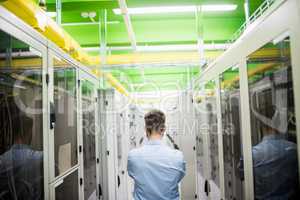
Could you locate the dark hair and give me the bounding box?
[144,109,166,135]
[259,105,277,133]
[13,113,33,142]
[261,105,276,120]
[0,100,33,147]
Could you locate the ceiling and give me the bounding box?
[42,0,265,92]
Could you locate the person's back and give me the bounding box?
[0,144,43,200]
[128,140,185,200]
[253,134,298,199]
[0,103,43,200]
[127,110,186,200]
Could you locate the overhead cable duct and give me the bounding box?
[244,0,250,24]
[56,0,61,25]
[117,0,137,50]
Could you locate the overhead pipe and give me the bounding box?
[117,0,137,51]
[99,9,107,65]
[244,0,250,24]
[103,73,130,97]
[195,6,205,67]
[56,0,61,25]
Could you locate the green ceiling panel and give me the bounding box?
[64,25,100,45]
[43,0,265,92]
[133,19,197,44]
[106,66,199,92]
[63,18,242,47]
[107,23,131,45]
[116,66,198,76]
[202,18,243,41]
[46,0,263,47]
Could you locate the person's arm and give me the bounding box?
[178,160,186,182]
[177,152,186,182]
[127,153,135,179]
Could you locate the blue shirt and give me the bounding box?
[127,139,186,200]
[252,134,298,200]
[0,144,43,200]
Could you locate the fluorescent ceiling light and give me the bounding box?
[46,12,57,18]
[107,21,120,24]
[113,5,237,15]
[202,5,238,12]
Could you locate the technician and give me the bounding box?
[0,102,43,200]
[239,105,299,199]
[127,109,186,200]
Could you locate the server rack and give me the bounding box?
[195,0,300,199]
[0,5,102,200]
[0,7,49,199]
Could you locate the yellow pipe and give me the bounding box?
[0,0,93,64]
[2,0,47,31]
[85,47,287,66]
[11,73,42,86]
[221,62,279,88]
[103,73,130,97]
[105,51,222,65]
[0,58,42,69]
[86,47,284,66]
[1,48,283,68]
[250,48,290,59]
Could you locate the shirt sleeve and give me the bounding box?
[177,152,186,182]
[127,153,135,179]
[252,144,263,167]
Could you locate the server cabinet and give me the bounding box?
[48,52,80,200]
[127,105,144,149]
[219,65,245,200]
[177,91,197,200]
[127,105,137,150]
[0,16,49,200]
[194,93,209,200]
[98,89,118,200]
[116,111,127,199]
[206,80,222,200]
[115,99,131,200]
[195,1,300,199]
[54,170,79,199]
[126,104,138,200]
[195,81,222,200]
[245,35,299,200]
[165,98,181,146]
[98,90,106,200]
[79,72,99,200]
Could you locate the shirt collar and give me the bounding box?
[263,133,285,141]
[145,139,163,146]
